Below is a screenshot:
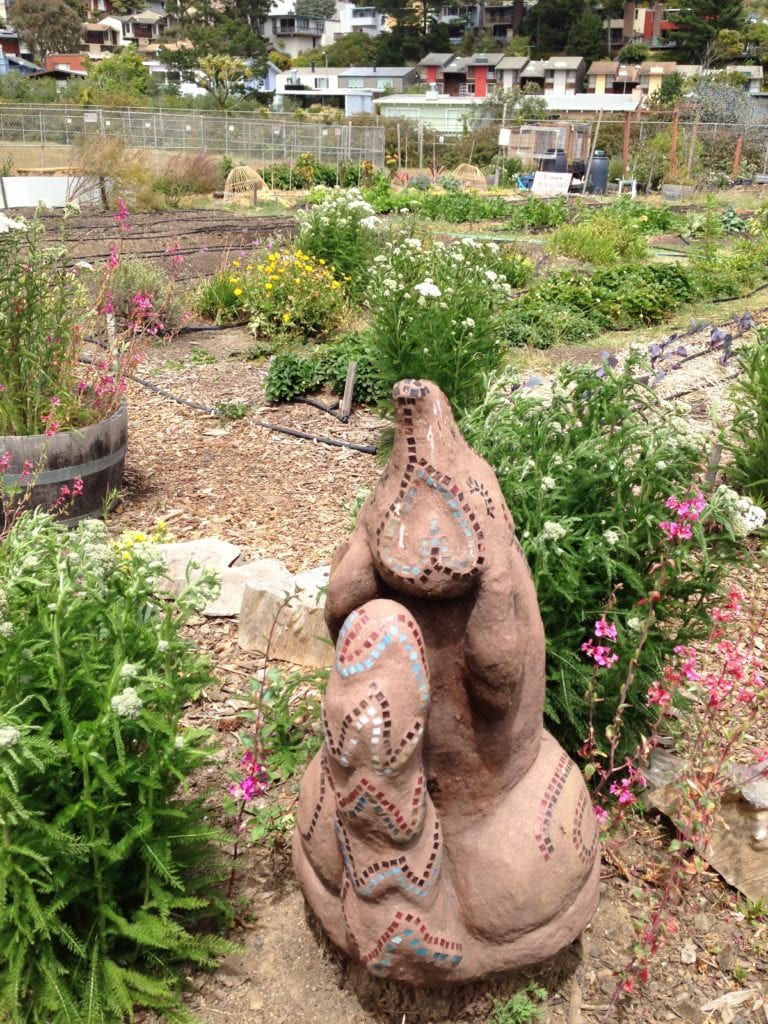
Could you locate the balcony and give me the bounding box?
[274,16,324,36]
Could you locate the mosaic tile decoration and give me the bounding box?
[335,607,429,707]
[335,769,426,841]
[467,477,496,519]
[336,816,442,901]
[299,750,329,844]
[534,753,573,861]
[572,789,599,865]
[360,910,462,974]
[376,461,485,584]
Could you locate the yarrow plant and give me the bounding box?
[0,512,234,1022]
[367,233,532,412]
[297,187,380,296]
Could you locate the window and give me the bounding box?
[314,77,329,88]
[346,77,364,88]
[376,77,393,89]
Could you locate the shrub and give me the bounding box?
[296,188,379,297]
[409,173,432,191]
[154,152,221,206]
[508,195,569,230]
[367,235,519,412]
[264,334,379,406]
[238,248,345,344]
[0,514,233,1021]
[110,256,189,335]
[549,209,648,265]
[460,354,751,756]
[722,323,768,506]
[436,173,462,192]
[195,269,247,324]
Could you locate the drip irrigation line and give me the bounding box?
[127,373,377,452]
[711,280,768,303]
[665,371,740,402]
[295,396,345,420]
[179,320,251,332]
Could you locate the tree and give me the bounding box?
[523,0,585,58]
[648,70,685,108]
[671,0,745,62]
[295,0,336,18]
[617,42,650,63]
[85,48,152,95]
[691,76,763,124]
[10,0,83,59]
[565,10,606,63]
[713,28,744,63]
[467,83,548,129]
[161,0,269,86]
[292,32,378,67]
[505,35,530,56]
[743,21,768,64]
[194,54,251,108]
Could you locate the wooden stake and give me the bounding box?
[340,362,357,423]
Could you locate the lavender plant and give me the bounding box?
[0,514,234,1023]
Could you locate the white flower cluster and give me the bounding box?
[541,476,556,492]
[111,687,143,720]
[542,521,567,542]
[603,529,620,548]
[414,279,441,299]
[714,485,767,538]
[0,725,21,749]
[298,187,375,235]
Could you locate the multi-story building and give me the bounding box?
[481,0,525,46]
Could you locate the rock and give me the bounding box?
[156,538,241,600]
[680,942,697,965]
[238,564,333,669]
[692,913,710,933]
[205,559,290,617]
[645,750,768,903]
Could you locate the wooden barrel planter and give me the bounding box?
[0,402,127,525]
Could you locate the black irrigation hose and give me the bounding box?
[128,373,377,453]
[711,280,768,303]
[295,396,345,420]
[179,320,251,332]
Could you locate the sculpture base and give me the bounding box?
[294,730,600,987]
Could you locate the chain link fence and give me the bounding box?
[0,104,386,168]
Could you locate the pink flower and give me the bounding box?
[594,618,617,641]
[610,776,637,805]
[582,639,618,668]
[646,682,672,707]
[0,451,11,474]
[594,804,609,825]
[107,243,120,269]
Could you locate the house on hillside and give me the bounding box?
[337,3,388,37]
[726,65,765,95]
[418,52,456,91]
[259,0,342,58]
[585,61,640,94]
[543,56,585,95]
[495,55,529,91]
[481,0,525,46]
[274,64,411,113]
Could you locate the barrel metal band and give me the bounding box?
[2,444,127,487]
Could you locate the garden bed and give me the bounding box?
[111,322,768,1024]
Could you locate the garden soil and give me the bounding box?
[42,208,767,1024]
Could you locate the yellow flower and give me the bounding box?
[331,280,340,290]
[229,276,239,284]
[265,283,273,290]
[319,259,326,265]
[246,264,253,271]
[282,313,291,322]
[343,275,351,281]
[234,287,242,296]
[232,260,240,268]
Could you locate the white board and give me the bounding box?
[530,171,572,197]
[0,176,101,209]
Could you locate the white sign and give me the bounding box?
[531,171,572,197]
[498,127,511,147]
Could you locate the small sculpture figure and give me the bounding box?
[293,380,600,985]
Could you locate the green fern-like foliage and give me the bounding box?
[0,514,235,1023]
[461,354,747,757]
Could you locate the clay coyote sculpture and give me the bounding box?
[293,380,600,986]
